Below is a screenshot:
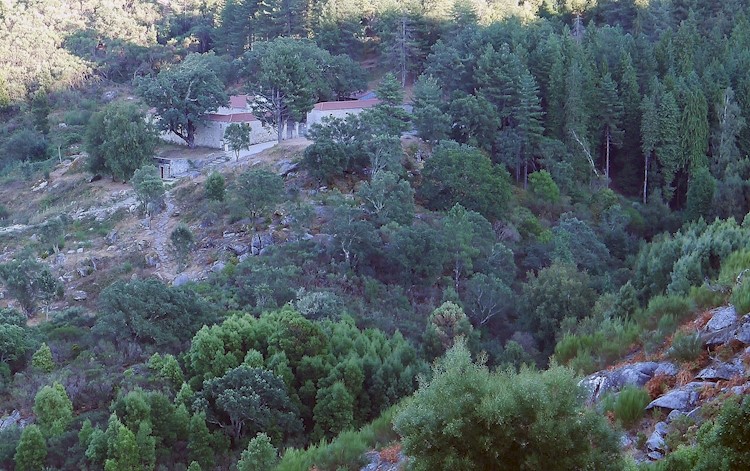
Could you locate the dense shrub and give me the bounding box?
[667,331,704,363]
[394,342,623,470]
[731,280,750,315]
[608,386,650,428]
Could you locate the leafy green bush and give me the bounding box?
[668,332,703,362]
[689,284,725,309]
[63,109,92,126]
[731,280,750,315]
[611,386,650,428]
[275,406,398,471]
[394,342,622,470]
[718,249,750,286]
[204,172,225,202]
[635,295,695,331]
[528,170,560,203]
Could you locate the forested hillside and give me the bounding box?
[2,0,750,469]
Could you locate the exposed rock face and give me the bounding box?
[705,306,737,331]
[172,274,190,287]
[71,290,88,301]
[696,359,745,381]
[700,307,750,347]
[646,421,668,455]
[580,362,678,403]
[646,382,710,412]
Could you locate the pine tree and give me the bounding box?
[412,75,451,142]
[237,433,279,471]
[713,87,746,178]
[103,415,140,471]
[188,413,215,470]
[15,425,47,471]
[656,88,682,201]
[640,91,659,203]
[31,342,54,373]
[33,382,73,437]
[514,69,545,187]
[679,74,709,172]
[597,73,624,186]
[564,60,597,179]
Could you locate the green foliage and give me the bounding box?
[313,382,354,441]
[131,165,165,212]
[237,433,278,471]
[356,171,415,226]
[528,170,560,203]
[240,38,363,143]
[85,102,157,181]
[197,365,301,442]
[412,75,450,142]
[0,253,60,314]
[0,322,30,365]
[95,278,214,352]
[171,223,195,270]
[138,53,229,148]
[668,331,703,362]
[423,301,473,360]
[718,249,750,286]
[14,425,47,471]
[31,342,54,373]
[275,406,399,471]
[635,294,695,332]
[554,317,641,373]
[419,141,512,220]
[685,166,716,221]
[235,169,284,219]
[204,172,226,202]
[34,382,73,437]
[731,280,750,315]
[521,262,597,358]
[609,386,650,428]
[394,342,622,470]
[188,412,215,470]
[224,123,252,160]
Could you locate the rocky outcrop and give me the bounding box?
[647,382,711,412]
[580,362,678,403]
[699,306,750,347]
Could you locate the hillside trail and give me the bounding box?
[148,190,178,280]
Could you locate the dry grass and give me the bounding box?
[379,443,402,463]
[694,309,714,330]
[645,373,677,400]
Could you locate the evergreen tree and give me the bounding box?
[514,69,545,187]
[685,167,716,221]
[713,87,746,178]
[14,425,46,471]
[679,74,709,172]
[188,413,215,470]
[597,72,624,186]
[237,433,278,471]
[313,382,354,440]
[33,382,73,437]
[103,415,140,471]
[31,342,54,373]
[412,75,450,142]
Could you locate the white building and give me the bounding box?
[159,95,291,149]
[305,98,381,128]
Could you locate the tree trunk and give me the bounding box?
[605,127,610,187]
[276,89,284,144]
[643,152,649,204]
[187,121,196,148]
[524,158,529,190]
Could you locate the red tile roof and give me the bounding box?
[205,112,259,123]
[230,94,249,108]
[313,98,380,111]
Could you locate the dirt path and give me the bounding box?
[149,191,178,279]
